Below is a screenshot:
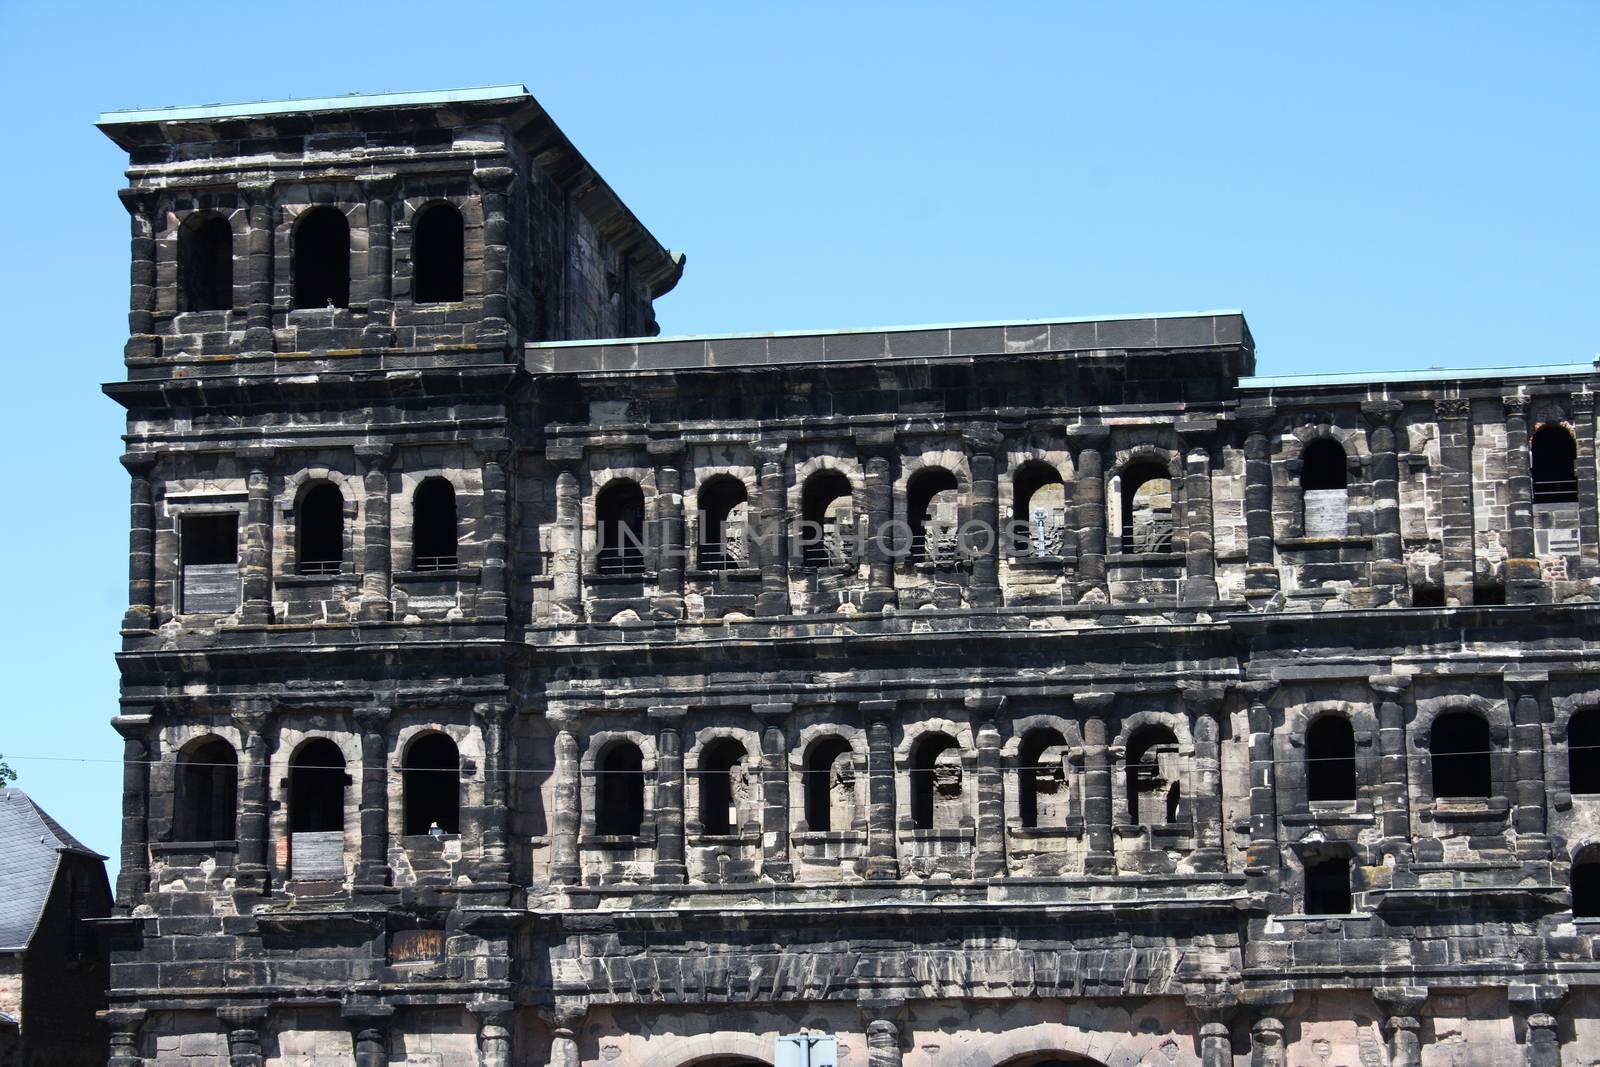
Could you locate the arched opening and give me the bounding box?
[1306,715,1357,803]
[910,733,962,830]
[1574,850,1600,918]
[173,737,237,841]
[906,467,960,565]
[402,733,460,836]
[1012,463,1067,557]
[412,202,465,303]
[800,470,854,568]
[1430,711,1492,800]
[595,741,644,836]
[289,739,346,833]
[1120,463,1173,553]
[1569,709,1600,795]
[596,479,646,576]
[1531,423,1579,504]
[412,477,459,571]
[179,214,233,312]
[292,206,350,309]
[698,476,750,571]
[296,482,344,575]
[1125,724,1181,827]
[697,738,749,836]
[803,736,855,833]
[1018,727,1069,828]
[1304,854,1353,914]
[1301,438,1350,538]
[997,1056,1111,1067]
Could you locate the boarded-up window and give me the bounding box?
[289,738,346,879]
[180,513,240,614]
[1302,438,1349,538]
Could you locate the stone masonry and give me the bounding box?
[98,85,1600,1066]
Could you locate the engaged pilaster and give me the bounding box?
[231,701,272,892]
[121,451,158,631]
[342,1003,394,1067]
[754,703,794,881]
[1242,682,1281,893]
[1505,672,1551,860]
[1239,408,1280,602]
[649,437,687,620]
[550,711,582,886]
[651,705,688,883]
[1509,983,1566,1067]
[860,1001,905,1067]
[119,189,160,359]
[1178,421,1220,605]
[237,446,275,625]
[474,436,512,621]
[473,166,516,342]
[355,444,393,621]
[102,1007,147,1067]
[1571,392,1599,578]
[1362,400,1408,605]
[112,715,154,912]
[964,427,1004,608]
[970,696,1006,878]
[1375,985,1428,1067]
[1183,686,1227,872]
[217,1005,269,1067]
[752,440,791,616]
[1075,692,1117,875]
[861,700,900,880]
[1434,398,1476,605]
[548,442,585,620]
[857,431,898,612]
[475,702,513,884]
[469,999,516,1067]
[238,180,276,353]
[1503,396,1543,604]
[353,706,391,888]
[1069,426,1109,602]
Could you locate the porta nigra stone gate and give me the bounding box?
[97,85,1600,1067]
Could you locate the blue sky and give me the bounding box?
[0,2,1594,870]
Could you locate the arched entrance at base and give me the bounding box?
[1000,1057,1110,1067]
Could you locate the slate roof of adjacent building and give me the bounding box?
[0,789,105,953]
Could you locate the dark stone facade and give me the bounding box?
[99,87,1600,1066]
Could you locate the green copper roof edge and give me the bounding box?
[97,84,531,126]
[526,310,1248,348]
[1242,362,1597,389]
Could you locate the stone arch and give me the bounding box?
[635,1032,773,1067]
[1411,693,1512,808]
[685,727,761,836]
[578,730,658,840]
[395,190,485,303]
[944,1022,1129,1067]
[790,723,868,834]
[1280,699,1378,814]
[272,189,368,309]
[393,465,478,571]
[1551,688,1600,805]
[1110,708,1194,831]
[1107,445,1183,554]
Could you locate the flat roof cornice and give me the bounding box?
[95,84,531,126]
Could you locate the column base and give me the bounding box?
[1180,575,1219,605]
[121,605,154,631]
[860,856,899,880]
[1189,847,1226,873]
[1244,564,1280,596]
[1084,854,1116,876]
[653,861,687,884]
[551,863,581,887]
[238,600,273,626]
[356,594,392,622]
[762,860,793,882]
[651,594,686,620]
[862,589,897,613]
[124,334,160,359]
[755,590,791,616]
[242,326,276,353]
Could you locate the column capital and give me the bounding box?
[117,187,159,217]
[1375,984,1429,1017]
[472,166,516,193]
[1503,671,1550,695]
[752,702,794,721]
[1361,399,1405,427]
[964,694,1006,719]
[353,705,392,734]
[859,698,898,720]
[237,179,276,203]
[360,173,399,198]
[752,438,789,463]
[961,425,1004,452]
[100,1006,148,1029]
[545,439,586,468]
[646,435,687,460]
[354,443,394,471]
[1065,423,1111,447]
[235,444,276,468]
[1236,403,1276,435]
[217,1003,270,1028]
[472,701,514,726]
[1503,394,1531,417]
[1370,674,1413,698]
[473,436,513,463]
[1434,397,1471,421]
[339,1001,395,1025]
[1238,680,1278,703]
[1507,982,1568,1014]
[1072,691,1117,714]
[111,714,153,741]
[853,427,896,457]
[1184,989,1238,1023]
[1571,391,1596,414]
[120,450,159,475]
[231,700,272,734]
[467,997,516,1021]
[1176,418,1221,445]
[648,704,690,724]
[1180,685,1227,715]
[858,997,907,1026]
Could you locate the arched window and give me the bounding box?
[1126,725,1181,826]
[803,736,855,833]
[292,206,350,309]
[296,482,344,575]
[1430,711,1492,800]
[1531,424,1579,504]
[173,737,237,841]
[697,739,748,836]
[1301,438,1349,538]
[179,214,233,312]
[698,476,750,571]
[910,733,962,830]
[596,480,646,576]
[1120,463,1174,553]
[289,739,346,833]
[402,733,460,836]
[1018,727,1069,829]
[800,470,854,568]
[907,468,960,565]
[1569,709,1600,795]
[1304,854,1353,914]
[1306,715,1357,803]
[595,741,644,836]
[1574,849,1600,918]
[413,202,465,304]
[1012,463,1067,557]
[412,478,458,571]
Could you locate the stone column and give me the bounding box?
[1375,986,1428,1067]
[102,1007,147,1067]
[121,451,158,631]
[342,1004,394,1067]
[1372,675,1414,866]
[964,428,1004,608]
[861,700,900,880]
[1435,398,1476,605]
[237,448,275,625]
[856,431,898,612]
[1510,983,1566,1067]
[1069,426,1109,602]
[1506,673,1551,860]
[356,445,393,622]
[753,440,791,616]
[1242,683,1281,890]
[1571,392,1599,578]
[1179,421,1219,605]
[754,703,794,881]
[1503,396,1543,604]
[651,705,688,883]
[544,1002,586,1067]
[1249,1014,1285,1067]
[353,707,391,887]
[860,1002,905,1067]
[217,1005,269,1067]
[473,166,516,340]
[112,716,153,912]
[1184,687,1227,872]
[649,438,686,620]
[119,189,160,360]
[360,175,397,348]
[469,999,515,1067]
[549,444,585,620]
[1240,411,1280,602]
[475,702,512,884]
[475,437,512,621]
[1188,997,1237,1067]
[550,713,582,886]
[970,697,1006,878]
[1363,400,1408,606]
[1075,692,1116,875]
[232,701,272,891]
[238,180,276,353]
